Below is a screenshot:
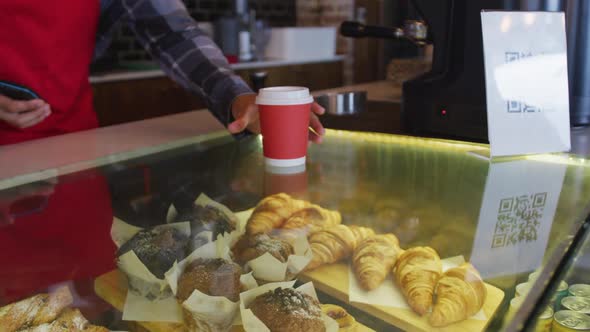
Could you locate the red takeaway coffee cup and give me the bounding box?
[256,87,313,167]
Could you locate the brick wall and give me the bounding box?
[98,0,295,66]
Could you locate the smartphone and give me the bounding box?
[0,81,40,101]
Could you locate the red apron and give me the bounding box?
[0,0,100,145]
[0,0,115,306]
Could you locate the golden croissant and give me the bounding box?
[306,224,374,270]
[353,234,402,290]
[246,193,310,235]
[393,246,442,316]
[282,204,342,234]
[429,263,487,327]
[349,225,375,243]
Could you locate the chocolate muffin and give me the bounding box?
[117,226,189,279]
[249,287,325,332]
[233,234,294,266]
[176,258,242,302]
[176,205,236,250]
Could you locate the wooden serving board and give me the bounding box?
[94,269,374,332]
[300,263,505,332]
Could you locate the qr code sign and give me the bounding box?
[491,192,547,248]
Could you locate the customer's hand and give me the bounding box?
[0,95,51,129]
[228,94,326,143]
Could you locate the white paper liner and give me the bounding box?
[112,218,191,301]
[246,235,313,283]
[168,193,241,229]
[111,218,192,321]
[190,194,248,248]
[194,194,240,231]
[111,217,143,248]
[240,281,338,332]
[348,255,487,321]
[166,203,178,223]
[234,208,254,232]
[164,233,258,332]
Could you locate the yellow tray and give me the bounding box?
[94,269,374,332]
[300,263,505,332]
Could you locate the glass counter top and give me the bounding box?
[1,129,589,331]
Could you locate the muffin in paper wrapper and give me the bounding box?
[168,193,246,249]
[245,235,313,284]
[111,218,193,300]
[165,232,257,332]
[239,281,339,332]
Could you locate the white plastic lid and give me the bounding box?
[255,86,314,106]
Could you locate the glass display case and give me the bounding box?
[1,126,589,332]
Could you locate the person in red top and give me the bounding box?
[0,0,326,145]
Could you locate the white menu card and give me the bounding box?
[481,11,570,157]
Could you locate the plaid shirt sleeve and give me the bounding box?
[95,0,254,136]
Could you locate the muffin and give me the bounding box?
[176,205,236,250]
[176,258,243,302]
[232,234,294,266]
[117,226,189,279]
[248,287,325,332]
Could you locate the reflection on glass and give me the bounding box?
[0,170,116,325]
[471,159,566,278]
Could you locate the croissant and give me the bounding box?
[353,234,402,290]
[246,193,310,235]
[0,286,73,332]
[19,308,109,332]
[305,224,355,270]
[349,225,375,244]
[393,246,442,316]
[429,263,487,327]
[306,225,375,270]
[281,204,342,235]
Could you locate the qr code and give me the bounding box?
[506,101,539,113]
[505,51,533,63]
[491,193,547,248]
[504,51,541,113]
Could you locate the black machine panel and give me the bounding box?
[403,0,506,141]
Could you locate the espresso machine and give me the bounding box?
[342,0,590,142]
